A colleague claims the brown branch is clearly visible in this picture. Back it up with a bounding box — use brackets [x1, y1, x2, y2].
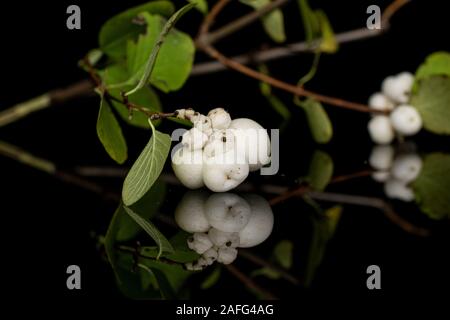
[224, 264, 278, 300]
[198, 0, 290, 46]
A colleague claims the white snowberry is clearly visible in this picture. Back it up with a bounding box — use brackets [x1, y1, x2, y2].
[193, 114, 213, 136]
[171, 147, 204, 189]
[174, 191, 210, 233]
[390, 105, 422, 136]
[372, 171, 390, 182]
[369, 145, 394, 170]
[368, 115, 395, 145]
[217, 246, 238, 265]
[368, 92, 395, 112]
[381, 72, 414, 104]
[238, 195, 274, 248]
[207, 108, 232, 130]
[202, 247, 219, 265]
[187, 232, 213, 254]
[202, 149, 249, 192]
[203, 129, 236, 158]
[181, 127, 209, 151]
[384, 178, 414, 202]
[391, 154, 422, 183]
[208, 228, 240, 247]
[229, 118, 271, 171]
[204, 193, 251, 232]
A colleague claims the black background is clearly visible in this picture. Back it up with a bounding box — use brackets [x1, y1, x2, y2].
[0, 0, 449, 307]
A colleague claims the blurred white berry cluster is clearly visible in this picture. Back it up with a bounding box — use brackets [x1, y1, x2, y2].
[368, 72, 423, 144]
[172, 108, 271, 192]
[369, 144, 422, 202]
[174, 191, 274, 271]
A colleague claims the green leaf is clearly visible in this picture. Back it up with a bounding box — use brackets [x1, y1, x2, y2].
[125, 4, 196, 95]
[273, 240, 294, 269]
[240, 0, 286, 43]
[141, 246, 199, 263]
[188, 0, 208, 14]
[201, 266, 222, 289]
[122, 121, 171, 206]
[116, 180, 166, 242]
[99, 1, 175, 59]
[104, 203, 126, 283]
[415, 51, 450, 83]
[306, 150, 334, 191]
[410, 76, 450, 135]
[124, 206, 174, 258]
[412, 153, 450, 220]
[97, 95, 128, 164]
[316, 10, 338, 53]
[297, 98, 333, 144]
[101, 64, 161, 129]
[298, 0, 317, 43]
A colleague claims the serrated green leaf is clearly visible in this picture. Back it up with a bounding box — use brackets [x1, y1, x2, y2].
[415, 51, 450, 83]
[125, 4, 196, 95]
[122, 121, 171, 206]
[410, 76, 450, 135]
[99, 1, 175, 59]
[307, 150, 333, 191]
[297, 98, 333, 144]
[124, 207, 174, 258]
[188, 0, 208, 14]
[97, 95, 128, 164]
[412, 153, 450, 220]
[240, 0, 286, 43]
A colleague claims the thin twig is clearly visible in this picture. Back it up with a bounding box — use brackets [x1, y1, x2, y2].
[306, 191, 430, 237]
[224, 264, 278, 300]
[0, 80, 93, 127]
[198, 0, 290, 46]
[239, 249, 300, 285]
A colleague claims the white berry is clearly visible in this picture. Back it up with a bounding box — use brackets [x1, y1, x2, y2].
[204, 193, 251, 232]
[207, 108, 232, 130]
[369, 145, 394, 170]
[202, 149, 249, 192]
[202, 247, 219, 265]
[368, 115, 395, 144]
[208, 228, 240, 247]
[229, 118, 271, 171]
[391, 154, 422, 183]
[187, 232, 213, 254]
[181, 127, 209, 151]
[217, 246, 238, 265]
[384, 178, 414, 202]
[390, 105, 422, 136]
[171, 147, 204, 189]
[368, 92, 395, 112]
[174, 191, 210, 233]
[203, 129, 236, 158]
[238, 195, 274, 248]
[372, 171, 390, 182]
[382, 72, 414, 104]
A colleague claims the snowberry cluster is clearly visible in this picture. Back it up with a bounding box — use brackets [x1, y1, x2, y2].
[174, 191, 274, 271]
[367, 72, 423, 144]
[172, 108, 271, 192]
[369, 145, 422, 202]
